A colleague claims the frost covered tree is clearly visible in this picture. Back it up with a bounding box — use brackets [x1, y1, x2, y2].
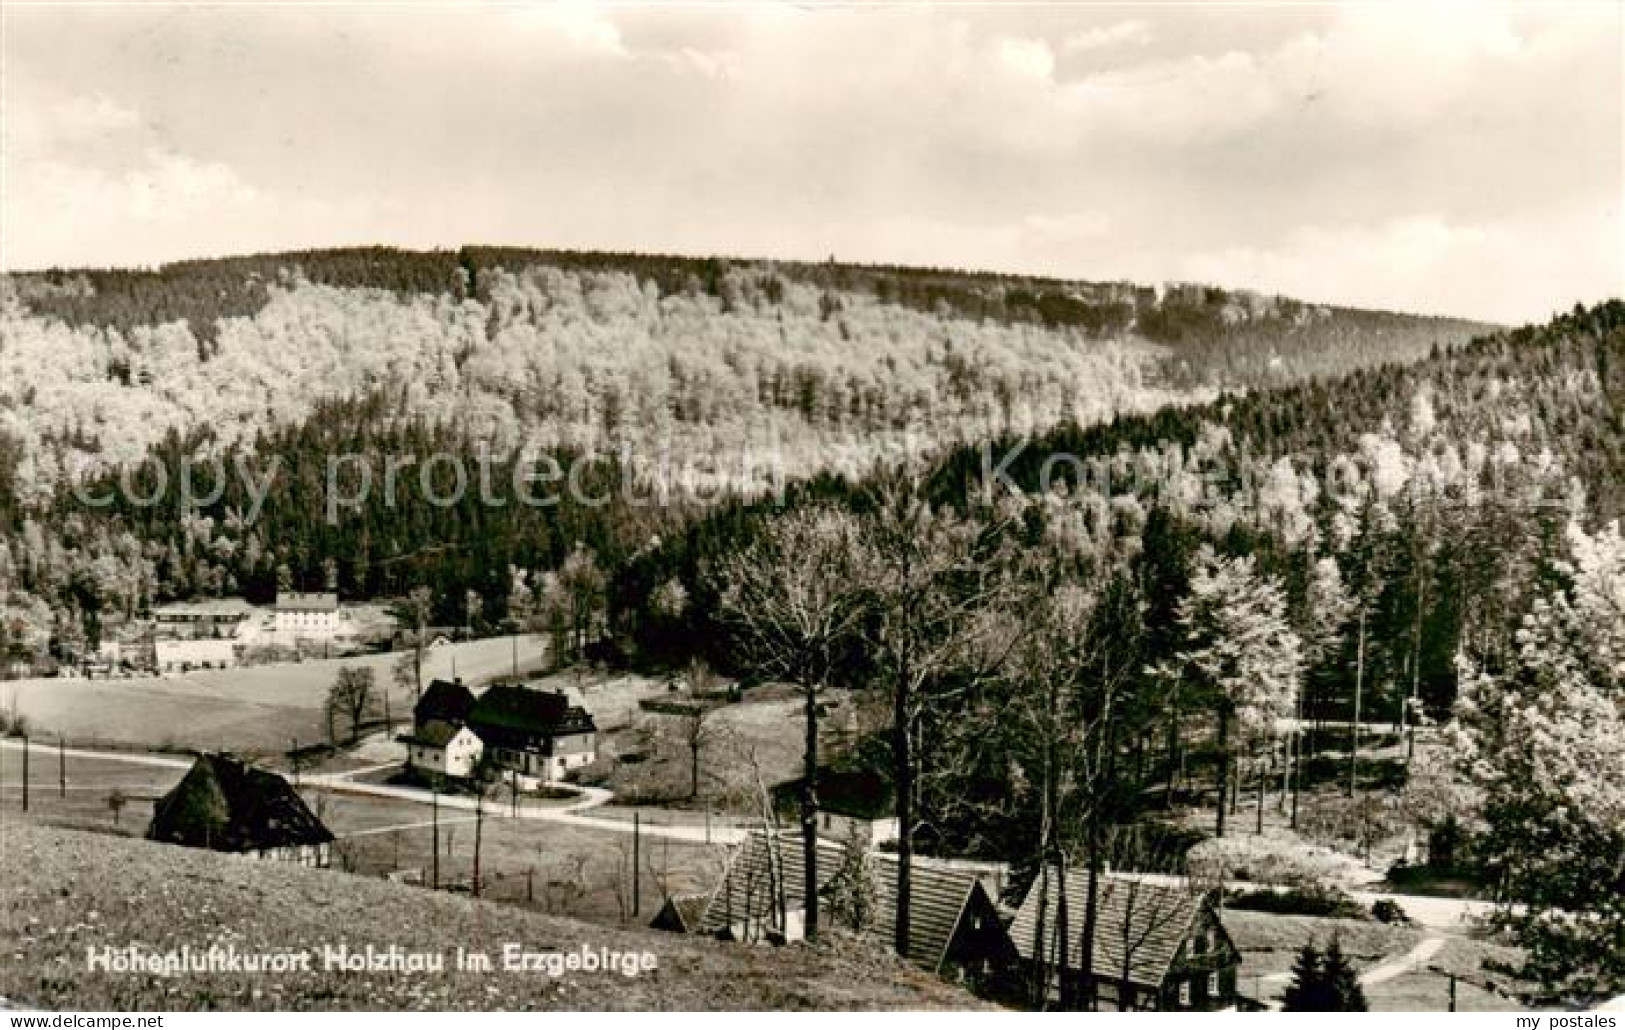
[1175, 546, 1303, 837]
[1451, 520, 1625, 1003]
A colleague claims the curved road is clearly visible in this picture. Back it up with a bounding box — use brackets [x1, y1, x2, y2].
[0, 738, 745, 845]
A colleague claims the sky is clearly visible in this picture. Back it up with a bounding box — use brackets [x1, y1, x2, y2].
[1, 2, 1620, 324]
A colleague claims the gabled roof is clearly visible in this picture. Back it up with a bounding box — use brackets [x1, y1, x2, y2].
[400, 719, 469, 748]
[275, 592, 338, 612]
[469, 685, 596, 743]
[147, 753, 334, 854]
[650, 892, 710, 934]
[414, 679, 476, 726]
[1009, 870, 1211, 988]
[698, 830, 1000, 972]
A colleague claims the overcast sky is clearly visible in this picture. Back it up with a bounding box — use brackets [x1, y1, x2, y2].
[2, 2, 1620, 323]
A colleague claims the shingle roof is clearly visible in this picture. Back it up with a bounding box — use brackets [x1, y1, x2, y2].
[147, 753, 334, 854]
[1009, 870, 1208, 988]
[275, 592, 338, 612]
[414, 679, 476, 727]
[469, 685, 596, 747]
[650, 892, 710, 933]
[776, 767, 896, 820]
[698, 830, 997, 972]
[400, 720, 464, 748]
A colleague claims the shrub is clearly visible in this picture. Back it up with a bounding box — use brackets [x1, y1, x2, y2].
[1227, 885, 1367, 920]
[1370, 899, 1413, 925]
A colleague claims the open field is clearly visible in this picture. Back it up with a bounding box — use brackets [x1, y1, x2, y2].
[0, 744, 729, 932]
[0, 635, 549, 754]
[1220, 909, 1528, 1012]
[0, 822, 990, 1011]
[600, 685, 842, 811]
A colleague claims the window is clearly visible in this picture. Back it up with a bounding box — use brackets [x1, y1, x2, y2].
[1207, 972, 1220, 998]
[1178, 982, 1191, 1007]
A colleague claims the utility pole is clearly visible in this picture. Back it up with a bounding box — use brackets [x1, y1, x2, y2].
[58, 737, 65, 799]
[431, 779, 440, 889]
[632, 811, 641, 917]
[473, 789, 483, 899]
[21, 734, 29, 812]
[1349, 608, 1367, 798]
[1448, 974, 1457, 1012]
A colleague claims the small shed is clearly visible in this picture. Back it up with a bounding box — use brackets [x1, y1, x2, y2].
[649, 892, 711, 934]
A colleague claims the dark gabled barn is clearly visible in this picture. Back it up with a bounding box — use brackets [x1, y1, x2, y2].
[1009, 870, 1241, 1011]
[147, 753, 334, 867]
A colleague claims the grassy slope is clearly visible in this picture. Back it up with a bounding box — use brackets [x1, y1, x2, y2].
[0, 822, 991, 1011]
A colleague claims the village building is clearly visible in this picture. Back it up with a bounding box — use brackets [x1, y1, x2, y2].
[153, 636, 241, 672]
[698, 830, 1016, 987]
[466, 684, 597, 786]
[273, 592, 340, 638]
[400, 720, 484, 779]
[147, 753, 334, 867]
[1008, 871, 1241, 1011]
[815, 768, 899, 846]
[147, 599, 254, 671]
[150, 599, 254, 640]
[772, 766, 901, 847]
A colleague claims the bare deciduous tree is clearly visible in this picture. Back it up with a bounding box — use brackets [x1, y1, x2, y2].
[328, 665, 376, 744]
[716, 505, 869, 941]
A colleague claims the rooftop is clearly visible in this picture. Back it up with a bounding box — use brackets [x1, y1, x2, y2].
[275, 592, 339, 612]
[1009, 869, 1213, 988]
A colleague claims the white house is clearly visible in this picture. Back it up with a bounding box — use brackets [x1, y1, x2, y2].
[154, 636, 240, 672]
[401, 721, 485, 779]
[274, 592, 340, 638]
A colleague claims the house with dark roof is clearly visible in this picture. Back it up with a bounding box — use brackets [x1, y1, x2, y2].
[773, 766, 900, 847]
[1009, 871, 1240, 1011]
[467, 684, 597, 786]
[699, 830, 1015, 987]
[147, 753, 334, 867]
[400, 678, 483, 779]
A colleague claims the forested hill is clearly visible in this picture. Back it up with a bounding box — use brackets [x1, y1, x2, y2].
[0, 245, 1490, 664]
[626, 301, 1625, 723]
[0, 247, 1487, 501]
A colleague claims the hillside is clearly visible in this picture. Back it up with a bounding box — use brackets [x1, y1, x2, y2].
[0, 247, 1489, 660]
[0, 247, 1489, 503]
[0, 821, 992, 1011]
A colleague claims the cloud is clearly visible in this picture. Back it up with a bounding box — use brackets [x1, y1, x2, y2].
[0, 4, 1618, 322]
[1176, 209, 1623, 324]
[1063, 20, 1152, 53]
[996, 36, 1056, 80]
